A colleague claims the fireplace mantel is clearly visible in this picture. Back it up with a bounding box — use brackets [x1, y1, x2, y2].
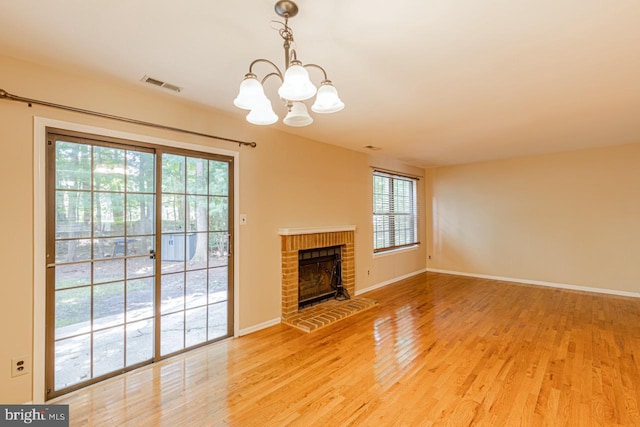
[279, 225, 356, 236]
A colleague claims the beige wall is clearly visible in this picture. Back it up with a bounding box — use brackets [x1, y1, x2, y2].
[426, 143, 640, 293]
[0, 54, 426, 403]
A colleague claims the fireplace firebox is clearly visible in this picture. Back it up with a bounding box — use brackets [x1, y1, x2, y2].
[298, 245, 350, 308]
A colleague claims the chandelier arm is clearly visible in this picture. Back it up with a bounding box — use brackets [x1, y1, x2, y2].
[248, 59, 284, 80]
[261, 72, 284, 85]
[303, 63, 329, 81]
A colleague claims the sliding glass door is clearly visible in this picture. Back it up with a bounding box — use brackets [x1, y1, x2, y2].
[158, 153, 231, 356]
[45, 130, 233, 399]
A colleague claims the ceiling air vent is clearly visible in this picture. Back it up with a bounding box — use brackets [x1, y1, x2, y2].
[140, 75, 183, 93]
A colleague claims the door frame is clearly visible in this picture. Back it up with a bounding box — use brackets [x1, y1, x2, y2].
[33, 116, 240, 403]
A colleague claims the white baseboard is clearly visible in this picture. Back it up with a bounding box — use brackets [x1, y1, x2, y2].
[237, 317, 281, 336]
[355, 268, 428, 296]
[426, 268, 640, 299]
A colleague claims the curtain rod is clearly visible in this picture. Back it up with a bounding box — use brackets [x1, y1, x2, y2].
[0, 88, 257, 148]
[371, 166, 422, 180]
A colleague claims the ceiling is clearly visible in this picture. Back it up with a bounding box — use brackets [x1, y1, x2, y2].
[1, 0, 639, 167]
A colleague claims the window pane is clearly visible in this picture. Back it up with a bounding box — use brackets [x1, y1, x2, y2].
[93, 237, 121, 260]
[161, 312, 184, 355]
[161, 233, 196, 265]
[55, 263, 91, 290]
[186, 307, 207, 347]
[55, 239, 91, 264]
[94, 192, 125, 237]
[160, 259, 183, 275]
[161, 272, 184, 315]
[126, 151, 154, 193]
[208, 302, 227, 341]
[126, 251, 155, 280]
[127, 194, 155, 236]
[394, 215, 412, 246]
[93, 282, 125, 330]
[127, 278, 155, 321]
[188, 233, 208, 271]
[94, 259, 125, 284]
[187, 157, 208, 195]
[55, 335, 91, 390]
[56, 141, 91, 190]
[93, 326, 125, 377]
[93, 146, 125, 192]
[208, 267, 228, 304]
[209, 161, 228, 195]
[186, 270, 208, 309]
[187, 196, 208, 232]
[394, 179, 412, 214]
[161, 194, 185, 233]
[162, 154, 185, 193]
[127, 235, 154, 257]
[209, 196, 228, 231]
[55, 287, 91, 339]
[126, 319, 154, 366]
[209, 232, 228, 267]
[55, 190, 92, 239]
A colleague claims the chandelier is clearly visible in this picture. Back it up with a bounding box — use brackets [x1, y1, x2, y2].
[233, 0, 344, 127]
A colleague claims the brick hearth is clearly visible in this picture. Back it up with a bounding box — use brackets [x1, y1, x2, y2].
[282, 297, 378, 333]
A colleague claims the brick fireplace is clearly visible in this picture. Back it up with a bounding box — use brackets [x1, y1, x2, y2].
[280, 226, 356, 319]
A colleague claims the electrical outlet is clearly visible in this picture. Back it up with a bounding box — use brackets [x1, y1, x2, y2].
[11, 356, 30, 377]
[239, 214, 247, 225]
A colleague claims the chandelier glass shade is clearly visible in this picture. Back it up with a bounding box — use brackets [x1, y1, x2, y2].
[246, 99, 278, 125]
[283, 101, 313, 127]
[233, 74, 268, 110]
[234, 1, 344, 127]
[277, 61, 317, 101]
[312, 81, 345, 114]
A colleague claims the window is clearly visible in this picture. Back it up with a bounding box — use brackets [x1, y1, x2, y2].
[373, 170, 418, 252]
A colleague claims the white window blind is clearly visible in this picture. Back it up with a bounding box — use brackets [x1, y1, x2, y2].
[373, 170, 418, 252]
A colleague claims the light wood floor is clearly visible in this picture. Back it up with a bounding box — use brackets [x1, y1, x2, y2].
[54, 272, 640, 426]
